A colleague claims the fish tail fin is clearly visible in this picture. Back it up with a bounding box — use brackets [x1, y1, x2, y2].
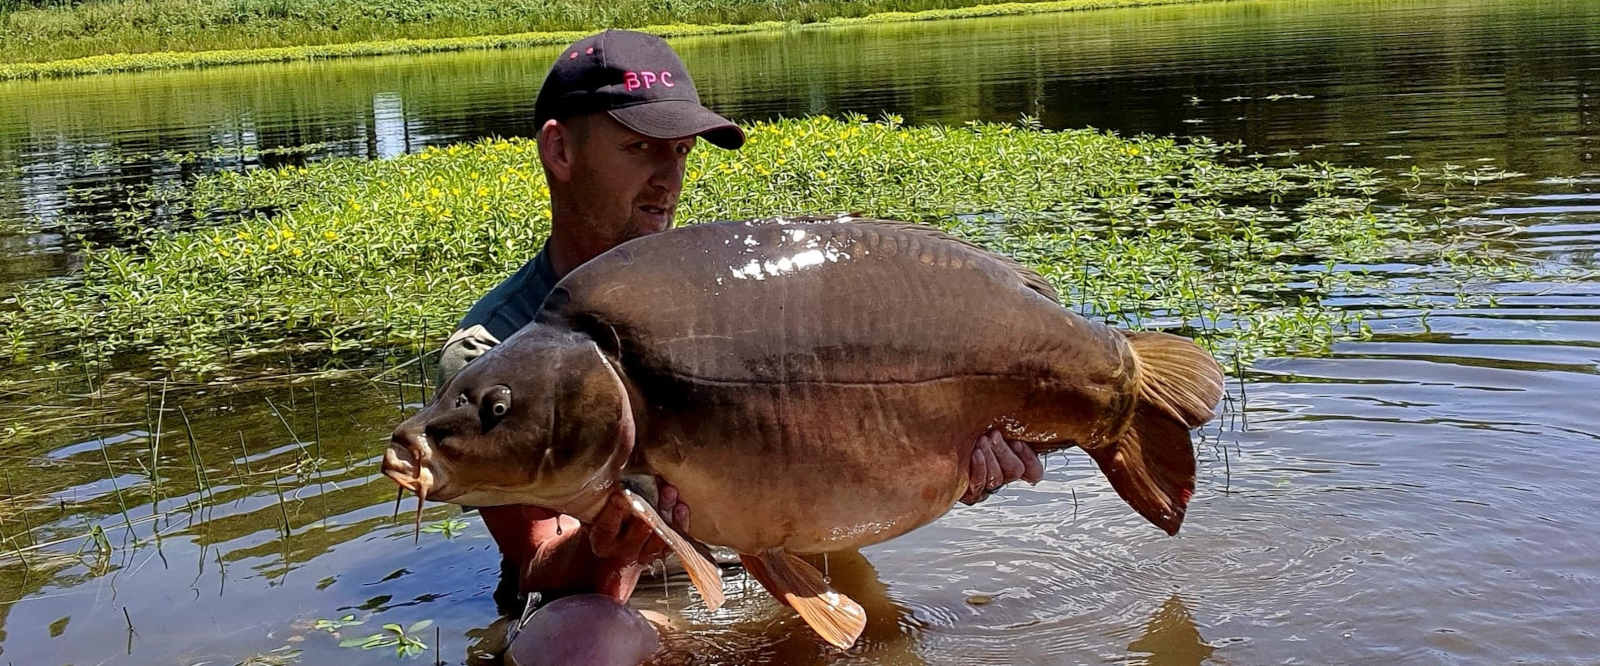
[740, 551, 866, 650]
[1087, 331, 1225, 536]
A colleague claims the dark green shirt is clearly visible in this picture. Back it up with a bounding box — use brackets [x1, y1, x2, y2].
[460, 245, 559, 342]
[438, 244, 559, 383]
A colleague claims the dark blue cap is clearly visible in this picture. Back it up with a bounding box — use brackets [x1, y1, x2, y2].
[532, 30, 745, 149]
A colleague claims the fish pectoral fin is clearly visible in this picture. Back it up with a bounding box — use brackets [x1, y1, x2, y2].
[740, 551, 866, 650]
[619, 489, 725, 611]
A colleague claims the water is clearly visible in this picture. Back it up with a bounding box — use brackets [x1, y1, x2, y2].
[2, 0, 1598, 663]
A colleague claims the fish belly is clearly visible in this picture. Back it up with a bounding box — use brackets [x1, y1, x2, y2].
[640, 378, 1016, 553]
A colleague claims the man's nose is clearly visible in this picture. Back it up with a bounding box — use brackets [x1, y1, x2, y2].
[649, 149, 686, 187]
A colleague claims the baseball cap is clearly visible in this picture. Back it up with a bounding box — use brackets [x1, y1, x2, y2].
[532, 30, 745, 150]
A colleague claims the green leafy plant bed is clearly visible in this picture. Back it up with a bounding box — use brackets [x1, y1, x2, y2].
[0, 115, 1539, 380]
[0, 0, 1228, 79]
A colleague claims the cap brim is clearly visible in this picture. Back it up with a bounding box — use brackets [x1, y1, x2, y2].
[608, 101, 745, 150]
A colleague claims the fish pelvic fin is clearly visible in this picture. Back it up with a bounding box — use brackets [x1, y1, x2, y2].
[1089, 331, 1225, 536]
[740, 551, 866, 650]
[619, 489, 725, 611]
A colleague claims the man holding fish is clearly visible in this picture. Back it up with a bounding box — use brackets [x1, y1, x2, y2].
[434, 30, 1044, 659]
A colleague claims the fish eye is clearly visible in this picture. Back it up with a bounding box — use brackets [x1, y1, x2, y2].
[481, 385, 512, 429]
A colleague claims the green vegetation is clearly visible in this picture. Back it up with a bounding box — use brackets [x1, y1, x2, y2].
[0, 115, 1536, 380]
[0, 0, 1223, 78]
[337, 619, 432, 657]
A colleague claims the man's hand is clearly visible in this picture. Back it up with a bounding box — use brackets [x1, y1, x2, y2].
[491, 479, 690, 605]
[960, 429, 1045, 505]
[587, 482, 688, 565]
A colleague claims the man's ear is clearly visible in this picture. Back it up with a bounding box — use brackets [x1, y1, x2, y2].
[538, 119, 575, 184]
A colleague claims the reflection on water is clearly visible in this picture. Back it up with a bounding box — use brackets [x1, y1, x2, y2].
[645, 550, 925, 665]
[1127, 595, 1213, 666]
[1, 0, 1599, 664]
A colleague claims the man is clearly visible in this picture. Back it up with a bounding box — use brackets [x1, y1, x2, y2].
[438, 29, 1045, 643]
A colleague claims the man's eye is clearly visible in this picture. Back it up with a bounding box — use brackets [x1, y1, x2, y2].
[633, 141, 650, 151]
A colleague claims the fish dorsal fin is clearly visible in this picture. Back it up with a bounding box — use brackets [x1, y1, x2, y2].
[619, 489, 725, 611]
[739, 551, 866, 649]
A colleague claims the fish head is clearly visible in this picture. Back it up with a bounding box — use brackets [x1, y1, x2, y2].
[382, 325, 634, 521]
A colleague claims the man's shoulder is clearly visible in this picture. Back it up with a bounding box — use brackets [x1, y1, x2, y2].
[457, 246, 558, 341]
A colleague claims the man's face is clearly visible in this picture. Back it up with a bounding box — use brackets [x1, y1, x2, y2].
[564, 114, 697, 244]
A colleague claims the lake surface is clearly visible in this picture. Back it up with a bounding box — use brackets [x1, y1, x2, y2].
[2, 0, 1598, 663]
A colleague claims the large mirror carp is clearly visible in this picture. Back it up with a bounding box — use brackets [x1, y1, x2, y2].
[382, 216, 1225, 648]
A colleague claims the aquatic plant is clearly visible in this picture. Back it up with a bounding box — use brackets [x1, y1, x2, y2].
[0, 0, 1224, 79]
[0, 115, 1539, 380]
[337, 619, 431, 658]
[237, 646, 304, 665]
[421, 516, 469, 539]
[313, 613, 365, 633]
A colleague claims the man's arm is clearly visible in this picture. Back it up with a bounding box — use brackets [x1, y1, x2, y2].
[483, 485, 689, 605]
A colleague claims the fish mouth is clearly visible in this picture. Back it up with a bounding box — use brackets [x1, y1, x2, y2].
[382, 435, 448, 541]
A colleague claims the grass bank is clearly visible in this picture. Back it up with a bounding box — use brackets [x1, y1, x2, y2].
[0, 0, 1225, 79]
[0, 114, 1533, 379]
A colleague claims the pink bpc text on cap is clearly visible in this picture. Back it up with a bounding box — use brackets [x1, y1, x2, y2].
[624, 71, 676, 90]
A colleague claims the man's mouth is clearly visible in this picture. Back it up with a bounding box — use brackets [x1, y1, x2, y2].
[639, 204, 671, 216]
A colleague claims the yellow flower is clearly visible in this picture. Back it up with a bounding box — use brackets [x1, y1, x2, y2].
[281, 229, 295, 240]
[267, 243, 279, 251]
[323, 231, 337, 241]
[291, 248, 303, 257]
